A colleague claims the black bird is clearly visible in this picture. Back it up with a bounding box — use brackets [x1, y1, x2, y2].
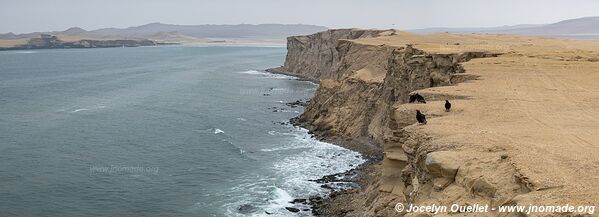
[409, 93, 426, 104]
[416, 110, 427, 124]
[409, 94, 417, 103]
[445, 100, 451, 112]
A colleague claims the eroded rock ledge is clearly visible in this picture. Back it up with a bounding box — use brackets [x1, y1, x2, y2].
[267, 29, 394, 82]
[271, 29, 599, 216]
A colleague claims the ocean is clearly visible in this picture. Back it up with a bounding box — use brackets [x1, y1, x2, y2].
[0, 46, 364, 217]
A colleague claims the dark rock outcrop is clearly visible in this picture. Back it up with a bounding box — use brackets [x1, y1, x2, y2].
[285, 207, 300, 212]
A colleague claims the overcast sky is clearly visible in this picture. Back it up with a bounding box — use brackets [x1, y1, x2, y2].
[1, 0, 598, 33]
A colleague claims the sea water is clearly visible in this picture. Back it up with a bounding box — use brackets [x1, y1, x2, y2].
[0, 46, 364, 216]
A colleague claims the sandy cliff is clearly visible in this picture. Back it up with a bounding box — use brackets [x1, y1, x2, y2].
[274, 29, 599, 216]
[268, 29, 394, 82]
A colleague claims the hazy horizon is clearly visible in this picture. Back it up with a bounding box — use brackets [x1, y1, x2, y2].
[2, 0, 599, 34]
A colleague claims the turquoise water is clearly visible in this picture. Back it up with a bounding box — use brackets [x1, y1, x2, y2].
[0, 46, 363, 216]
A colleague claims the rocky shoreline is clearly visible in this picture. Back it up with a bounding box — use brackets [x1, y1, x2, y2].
[267, 78, 384, 216]
[264, 29, 397, 216]
[265, 74, 382, 216]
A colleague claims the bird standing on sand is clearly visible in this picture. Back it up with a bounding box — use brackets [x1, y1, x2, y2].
[416, 110, 427, 124]
[445, 100, 451, 112]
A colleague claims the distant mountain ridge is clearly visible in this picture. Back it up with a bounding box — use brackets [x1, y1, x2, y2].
[409, 17, 599, 40]
[0, 23, 329, 40]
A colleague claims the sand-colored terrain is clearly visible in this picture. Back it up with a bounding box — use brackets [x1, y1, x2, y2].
[277, 29, 599, 216]
[361, 32, 599, 207]
[411, 53, 599, 204]
[0, 38, 29, 48]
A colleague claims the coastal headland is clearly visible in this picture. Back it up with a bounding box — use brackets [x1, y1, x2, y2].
[0, 34, 160, 50]
[270, 29, 599, 216]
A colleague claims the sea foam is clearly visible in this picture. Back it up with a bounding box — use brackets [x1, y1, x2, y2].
[237, 70, 296, 79]
[226, 126, 365, 216]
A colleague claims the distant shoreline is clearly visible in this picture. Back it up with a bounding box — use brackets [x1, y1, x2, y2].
[0, 37, 289, 51]
[0, 41, 292, 52]
[0, 22, 322, 51]
[0, 43, 175, 51]
[0, 34, 170, 51]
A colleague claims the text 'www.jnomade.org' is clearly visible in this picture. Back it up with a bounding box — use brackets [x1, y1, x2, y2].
[89, 165, 159, 175]
[394, 203, 595, 215]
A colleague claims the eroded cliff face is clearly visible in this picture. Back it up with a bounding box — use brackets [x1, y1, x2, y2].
[273, 29, 533, 216]
[285, 30, 496, 158]
[269, 29, 394, 81]
[275, 30, 599, 216]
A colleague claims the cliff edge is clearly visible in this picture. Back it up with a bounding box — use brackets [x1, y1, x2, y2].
[273, 29, 599, 216]
[268, 29, 395, 82]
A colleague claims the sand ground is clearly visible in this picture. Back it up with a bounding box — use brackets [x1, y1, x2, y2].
[358, 32, 599, 207]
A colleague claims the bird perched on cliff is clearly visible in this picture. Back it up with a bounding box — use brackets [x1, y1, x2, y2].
[445, 100, 451, 112]
[409, 93, 426, 104]
[416, 110, 427, 124]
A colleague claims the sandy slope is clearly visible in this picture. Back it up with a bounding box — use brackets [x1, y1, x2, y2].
[357, 32, 599, 209]
[0, 38, 29, 47]
[413, 56, 599, 205]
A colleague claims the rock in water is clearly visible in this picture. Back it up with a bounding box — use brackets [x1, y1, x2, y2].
[290, 198, 307, 204]
[285, 207, 300, 212]
[238, 204, 257, 214]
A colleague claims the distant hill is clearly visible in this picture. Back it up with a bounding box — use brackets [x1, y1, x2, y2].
[87, 23, 329, 39]
[409, 17, 599, 40]
[0, 23, 329, 40]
